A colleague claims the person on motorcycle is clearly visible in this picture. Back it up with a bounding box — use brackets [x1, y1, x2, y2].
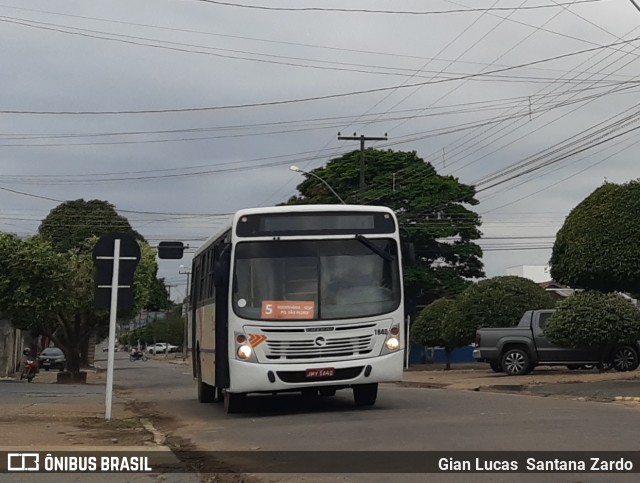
[20, 348, 38, 382]
[129, 347, 145, 361]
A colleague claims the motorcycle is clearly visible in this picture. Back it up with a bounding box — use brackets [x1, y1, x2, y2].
[129, 349, 148, 362]
[20, 350, 39, 383]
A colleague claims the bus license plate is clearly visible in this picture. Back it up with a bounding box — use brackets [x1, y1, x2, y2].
[305, 368, 335, 378]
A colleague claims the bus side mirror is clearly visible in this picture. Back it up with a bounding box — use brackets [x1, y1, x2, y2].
[158, 241, 186, 259]
[402, 242, 416, 266]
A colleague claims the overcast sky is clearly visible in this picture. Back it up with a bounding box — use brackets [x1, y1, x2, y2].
[2, 0, 640, 301]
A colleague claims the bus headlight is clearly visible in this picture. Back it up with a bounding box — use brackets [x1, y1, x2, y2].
[381, 323, 402, 355]
[234, 331, 257, 362]
[386, 337, 400, 351]
[237, 345, 253, 359]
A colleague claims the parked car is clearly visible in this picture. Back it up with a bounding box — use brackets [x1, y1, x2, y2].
[146, 342, 179, 354]
[473, 309, 640, 375]
[37, 347, 66, 371]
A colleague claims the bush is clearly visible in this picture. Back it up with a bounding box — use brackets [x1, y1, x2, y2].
[411, 299, 455, 348]
[411, 298, 465, 369]
[545, 291, 640, 349]
[446, 276, 555, 345]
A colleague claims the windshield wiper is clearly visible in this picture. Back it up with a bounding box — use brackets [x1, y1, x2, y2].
[355, 234, 394, 262]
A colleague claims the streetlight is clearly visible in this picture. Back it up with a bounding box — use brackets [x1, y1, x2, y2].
[290, 166, 346, 204]
[179, 264, 191, 360]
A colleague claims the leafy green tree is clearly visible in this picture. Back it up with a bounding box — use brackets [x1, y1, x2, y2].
[146, 277, 173, 311]
[153, 308, 184, 347]
[0, 234, 92, 372]
[411, 298, 468, 369]
[447, 276, 555, 345]
[285, 149, 484, 307]
[551, 181, 640, 293]
[38, 199, 143, 253]
[545, 292, 640, 361]
[0, 232, 157, 374]
[34, 199, 162, 368]
[124, 324, 154, 347]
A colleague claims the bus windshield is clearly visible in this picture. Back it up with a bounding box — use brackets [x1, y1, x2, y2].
[232, 239, 401, 321]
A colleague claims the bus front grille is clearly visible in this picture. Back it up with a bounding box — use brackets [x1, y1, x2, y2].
[264, 335, 374, 360]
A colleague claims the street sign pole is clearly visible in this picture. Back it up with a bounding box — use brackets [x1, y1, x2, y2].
[95, 237, 139, 421]
[104, 239, 120, 421]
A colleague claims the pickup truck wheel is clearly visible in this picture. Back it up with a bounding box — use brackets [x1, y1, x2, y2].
[489, 362, 502, 373]
[611, 346, 639, 372]
[501, 349, 532, 376]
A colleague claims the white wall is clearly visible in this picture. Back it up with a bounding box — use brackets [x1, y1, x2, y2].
[505, 265, 551, 283]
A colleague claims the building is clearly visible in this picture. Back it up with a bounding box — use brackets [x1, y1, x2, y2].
[505, 265, 552, 284]
[506, 265, 638, 306]
[0, 320, 24, 378]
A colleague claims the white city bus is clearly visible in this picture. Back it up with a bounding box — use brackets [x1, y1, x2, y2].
[188, 204, 405, 413]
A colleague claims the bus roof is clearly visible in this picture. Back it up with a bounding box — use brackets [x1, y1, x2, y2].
[193, 204, 394, 258]
[234, 204, 394, 219]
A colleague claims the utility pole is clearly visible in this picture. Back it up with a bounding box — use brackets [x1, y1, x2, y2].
[165, 283, 177, 304]
[337, 132, 388, 189]
[179, 266, 191, 361]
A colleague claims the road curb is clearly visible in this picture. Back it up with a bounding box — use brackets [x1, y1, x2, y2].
[614, 396, 640, 402]
[398, 381, 451, 389]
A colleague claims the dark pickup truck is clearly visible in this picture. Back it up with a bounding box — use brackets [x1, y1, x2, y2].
[472, 309, 640, 375]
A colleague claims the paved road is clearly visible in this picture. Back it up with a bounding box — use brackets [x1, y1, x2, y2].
[96, 352, 640, 483]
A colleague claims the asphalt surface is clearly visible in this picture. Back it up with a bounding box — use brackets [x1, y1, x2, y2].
[3, 353, 640, 483]
[99, 353, 640, 483]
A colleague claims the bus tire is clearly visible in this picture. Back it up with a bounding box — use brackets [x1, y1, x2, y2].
[353, 383, 378, 407]
[197, 358, 215, 403]
[224, 391, 246, 414]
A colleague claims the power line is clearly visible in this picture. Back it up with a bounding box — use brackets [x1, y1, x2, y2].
[2, 35, 639, 115]
[0, 3, 623, 78]
[417, 1, 640, 175]
[195, 0, 604, 15]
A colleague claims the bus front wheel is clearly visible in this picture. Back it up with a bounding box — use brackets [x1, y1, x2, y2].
[353, 383, 378, 407]
[197, 358, 215, 403]
[224, 391, 246, 414]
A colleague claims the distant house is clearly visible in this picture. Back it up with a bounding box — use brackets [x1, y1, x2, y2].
[506, 266, 638, 306]
[539, 281, 576, 301]
[128, 310, 168, 330]
[0, 320, 24, 377]
[505, 264, 552, 283]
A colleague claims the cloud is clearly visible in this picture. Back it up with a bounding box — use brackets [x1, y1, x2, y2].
[2, 0, 640, 296]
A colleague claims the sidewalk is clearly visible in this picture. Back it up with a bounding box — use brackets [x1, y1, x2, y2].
[0, 369, 152, 446]
[0, 370, 201, 482]
[401, 362, 640, 401]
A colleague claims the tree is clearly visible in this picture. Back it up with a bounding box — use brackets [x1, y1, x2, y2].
[32, 199, 161, 369]
[447, 276, 555, 345]
[0, 234, 91, 373]
[545, 291, 640, 364]
[285, 149, 484, 307]
[124, 324, 154, 347]
[411, 298, 468, 370]
[551, 181, 640, 293]
[146, 277, 173, 311]
[38, 199, 143, 253]
[153, 307, 184, 346]
[0, 232, 157, 374]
